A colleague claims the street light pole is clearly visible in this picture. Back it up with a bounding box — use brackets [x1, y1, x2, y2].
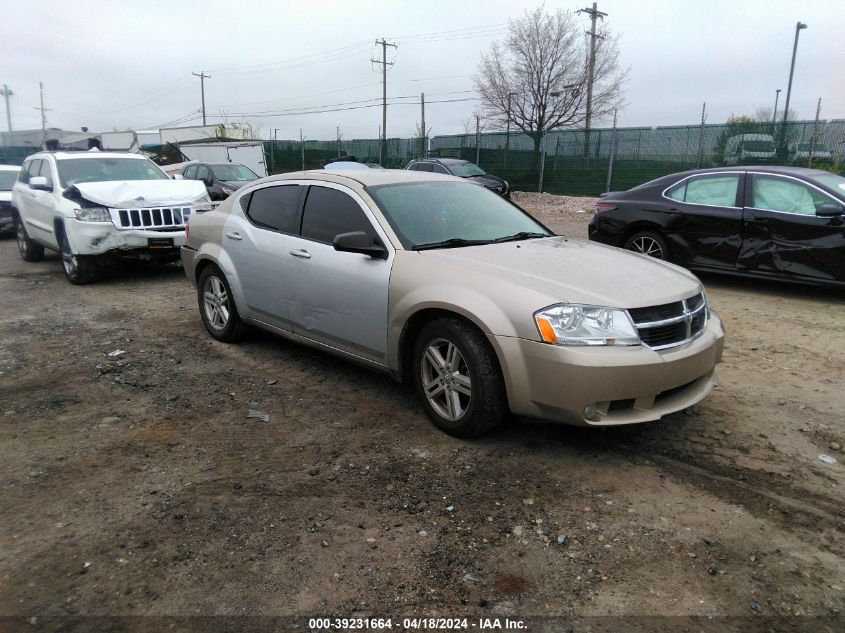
[772, 88, 781, 126]
[782, 21, 807, 124]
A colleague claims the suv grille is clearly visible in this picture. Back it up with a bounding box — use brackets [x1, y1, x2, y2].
[627, 293, 707, 350]
[109, 207, 191, 230]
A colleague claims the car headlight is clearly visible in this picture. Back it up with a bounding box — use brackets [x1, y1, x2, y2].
[74, 206, 111, 222]
[534, 304, 640, 346]
[220, 186, 233, 196]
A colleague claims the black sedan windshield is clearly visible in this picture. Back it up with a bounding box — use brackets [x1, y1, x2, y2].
[447, 162, 486, 178]
[212, 164, 258, 181]
[368, 181, 551, 249]
[58, 158, 169, 187]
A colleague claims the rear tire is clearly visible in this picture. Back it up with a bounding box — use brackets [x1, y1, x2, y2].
[15, 214, 44, 262]
[197, 264, 247, 342]
[60, 229, 98, 284]
[623, 230, 669, 261]
[412, 318, 508, 438]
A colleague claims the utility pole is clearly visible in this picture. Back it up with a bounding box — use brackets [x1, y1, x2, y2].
[782, 21, 807, 124]
[192, 71, 211, 126]
[420, 92, 426, 158]
[34, 82, 52, 149]
[772, 89, 781, 126]
[1, 84, 12, 146]
[578, 2, 607, 156]
[371, 38, 397, 166]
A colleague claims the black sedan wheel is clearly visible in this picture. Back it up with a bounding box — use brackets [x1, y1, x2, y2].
[624, 231, 669, 261]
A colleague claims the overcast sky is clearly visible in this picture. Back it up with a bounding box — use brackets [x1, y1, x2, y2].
[2, 0, 844, 141]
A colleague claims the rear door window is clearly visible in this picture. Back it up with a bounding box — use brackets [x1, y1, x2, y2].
[300, 186, 376, 243]
[246, 185, 302, 233]
[666, 174, 740, 207]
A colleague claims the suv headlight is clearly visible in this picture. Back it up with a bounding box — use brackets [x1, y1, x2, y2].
[74, 206, 111, 222]
[534, 304, 640, 346]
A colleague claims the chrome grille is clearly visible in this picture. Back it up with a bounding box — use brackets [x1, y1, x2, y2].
[109, 207, 191, 230]
[627, 293, 708, 350]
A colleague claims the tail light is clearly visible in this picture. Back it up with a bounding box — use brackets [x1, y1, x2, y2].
[595, 202, 617, 214]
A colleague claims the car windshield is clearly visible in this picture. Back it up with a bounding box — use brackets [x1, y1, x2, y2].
[742, 141, 775, 152]
[212, 164, 258, 181]
[811, 173, 845, 195]
[0, 171, 18, 190]
[446, 162, 486, 177]
[57, 158, 169, 187]
[368, 181, 551, 249]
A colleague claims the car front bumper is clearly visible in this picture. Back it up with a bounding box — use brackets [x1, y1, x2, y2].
[66, 219, 186, 257]
[490, 312, 725, 426]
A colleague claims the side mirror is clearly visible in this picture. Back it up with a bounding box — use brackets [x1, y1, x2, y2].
[333, 231, 387, 259]
[29, 176, 51, 191]
[171, 174, 184, 180]
[816, 203, 843, 218]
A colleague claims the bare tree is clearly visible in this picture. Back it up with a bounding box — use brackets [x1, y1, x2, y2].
[474, 6, 626, 152]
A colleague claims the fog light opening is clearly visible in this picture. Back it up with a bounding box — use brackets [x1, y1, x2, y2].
[583, 403, 599, 420]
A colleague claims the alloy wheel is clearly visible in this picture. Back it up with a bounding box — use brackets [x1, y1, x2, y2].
[203, 275, 230, 331]
[420, 338, 472, 422]
[630, 236, 664, 259]
[15, 220, 27, 257]
[61, 237, 78, 277]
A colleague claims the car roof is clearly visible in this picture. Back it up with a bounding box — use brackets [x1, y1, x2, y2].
[28, 151, 149, 161]
[262, 168, 462, 188]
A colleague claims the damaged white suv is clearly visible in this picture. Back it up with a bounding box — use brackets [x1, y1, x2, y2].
[12, 151, 210, 284]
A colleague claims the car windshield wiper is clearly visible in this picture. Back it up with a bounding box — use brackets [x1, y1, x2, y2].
[493, 231, 550, 243]
[412, 237, 494, 251]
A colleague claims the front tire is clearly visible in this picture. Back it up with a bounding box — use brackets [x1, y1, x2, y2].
[412, 318, 508, 438]
[15, 214, 44, 262]
[623, 230, 669, 261]
[197, 264, 247, 342]
[60, 229, 98, 284]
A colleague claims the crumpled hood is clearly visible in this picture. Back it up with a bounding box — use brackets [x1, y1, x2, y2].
[71, 180, 208, 208]
[419, 236, 702, 309]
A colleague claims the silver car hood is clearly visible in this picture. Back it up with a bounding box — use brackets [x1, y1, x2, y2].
[417, 236, 702, 309]
[72, 180, 208, 208]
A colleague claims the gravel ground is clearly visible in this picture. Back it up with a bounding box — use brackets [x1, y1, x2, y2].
[0, 195, 843, 632]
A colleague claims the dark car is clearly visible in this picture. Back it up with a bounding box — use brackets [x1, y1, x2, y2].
[181, 162, 258, 200]
[588, 166, 845, 288]
[406, 158, 509, 197]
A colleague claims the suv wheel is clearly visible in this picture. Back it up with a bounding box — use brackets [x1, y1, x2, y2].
[412, 318, 508, 438]
[60, 229, 97, 284]
[15, 214, 44, 262]
[198, 264, 247, 342]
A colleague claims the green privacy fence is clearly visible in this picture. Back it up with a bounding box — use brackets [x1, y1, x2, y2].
[266, 118, 845, 196]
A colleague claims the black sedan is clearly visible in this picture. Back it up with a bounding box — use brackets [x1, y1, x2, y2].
[181, 162, 259, 200]
[406, 158, 510, 197]
[588, 166, 845, 288]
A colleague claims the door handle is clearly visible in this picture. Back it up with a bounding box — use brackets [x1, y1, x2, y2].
[289, 249, 311, 259]
[224, 231, 242, 241]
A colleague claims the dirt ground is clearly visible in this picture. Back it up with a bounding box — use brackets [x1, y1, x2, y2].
[0, 194, 843, 632]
